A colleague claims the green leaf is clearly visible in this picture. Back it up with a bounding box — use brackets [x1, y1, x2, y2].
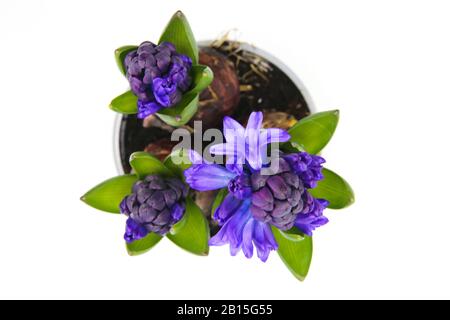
[189, 65, 213, 94]
[310, 168, 355, 209]
[272, 227, 313, 281]
[159, 11, 199, 64]
[278, 227, 305, 242]
[156, 92, 199, 126]
[167, 198, 209, 256]
[211, 188, 228, 217]
[163, 148, 192, 180]
[126, 233, 163, 256]
[288, 110, 339, 154]
[109, 91, 138, 115]
[129, 152, 173, 179]
[115, 45, 138, 76]
[81, 175, 138, 214]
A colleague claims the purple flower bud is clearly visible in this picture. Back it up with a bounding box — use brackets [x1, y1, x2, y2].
[152, 208, 172, 226]
[246, 156, 328, 232]
[147, 175, 166, 189]
[284, 152, 326, 188]
[170, 66, 190, 91]
[166, 178, 188, 198]
[287, 189, 302, 207]
[295, 192, 329, 236]
[277, 158, 292, 173]
[132, 180, 146, 193]
[171, 203, 184, 221]
[124, 41, 193, 118]
[159, 41, 176, 53]
[120, 175, 187, 241]
[137, 100, 161, 119]
[147, 191, 166, 211]
[272, 201, 292, 218]
[250, 205, 270, 222]
[124, 51, 137, 69]
[143, 70, 153, 85]
[127, 61, 142, 77]
[179, 54, 192, 68]
[153, 77, 182, 107]
[300, 192, 329, 217]
[251, 172, 269, 190]
[126, 194, 138, 213]
[163, 189, 178, 207]
[134, 203, 157, 223]
[169, 56, 192, 91]
[281, 172, 300, 189]
[136, 187, 153, 203]
[155, 51, 171, 73]
[137, 42, 156, 54]
[266, 176, 291, 200]
[249, 163, 305, 230]
[251, 187, 274, 209]
[129, 77, 146, 95]
[124, 218, 148, 243]
[120, 197, 131, 216]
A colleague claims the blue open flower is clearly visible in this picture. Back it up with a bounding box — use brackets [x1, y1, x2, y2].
[184, 112, 329, 262]
[208, 112, 290, 173]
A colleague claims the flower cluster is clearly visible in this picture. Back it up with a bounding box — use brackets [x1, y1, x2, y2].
[184, 112, 329, 262]
[249, 158, 309, 231]
[120, 174, 188, 242]
[125, 41, 192, 119]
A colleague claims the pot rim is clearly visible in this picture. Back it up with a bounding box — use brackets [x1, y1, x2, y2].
[113, 41, 316, 175]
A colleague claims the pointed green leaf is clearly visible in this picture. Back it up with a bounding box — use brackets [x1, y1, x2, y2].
[211, 188, 228, 217]
[167, 198, 209, 256]
[189, 65, 213, 95]
[310, 168, 355, 209]
[288, 110, 339, 154]
[109, 91, 138, 114]
[272, 227, 313, 281]
[115, 45, 138, 76]
[163, 148, 192, 180]
[129, 152, 173, 179]
[159, 11, 198, 64]
[126, 233, 163, 256]
[156, 92, 199, 126]
[81, 175, 138, 213]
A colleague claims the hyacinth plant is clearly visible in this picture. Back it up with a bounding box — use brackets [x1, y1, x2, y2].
[110, 11, 213, 126]
[82, 9, 354, 281]
[81, 110, 354, 280]
[183, 110, 354, 280]
[81, 152, 209, 256]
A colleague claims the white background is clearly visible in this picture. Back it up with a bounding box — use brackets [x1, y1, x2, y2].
[0, 0, 449, 300]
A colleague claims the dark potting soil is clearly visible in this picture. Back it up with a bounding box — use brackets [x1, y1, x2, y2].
[118, 41, 311, 173]
[213, 41, 311, 125]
